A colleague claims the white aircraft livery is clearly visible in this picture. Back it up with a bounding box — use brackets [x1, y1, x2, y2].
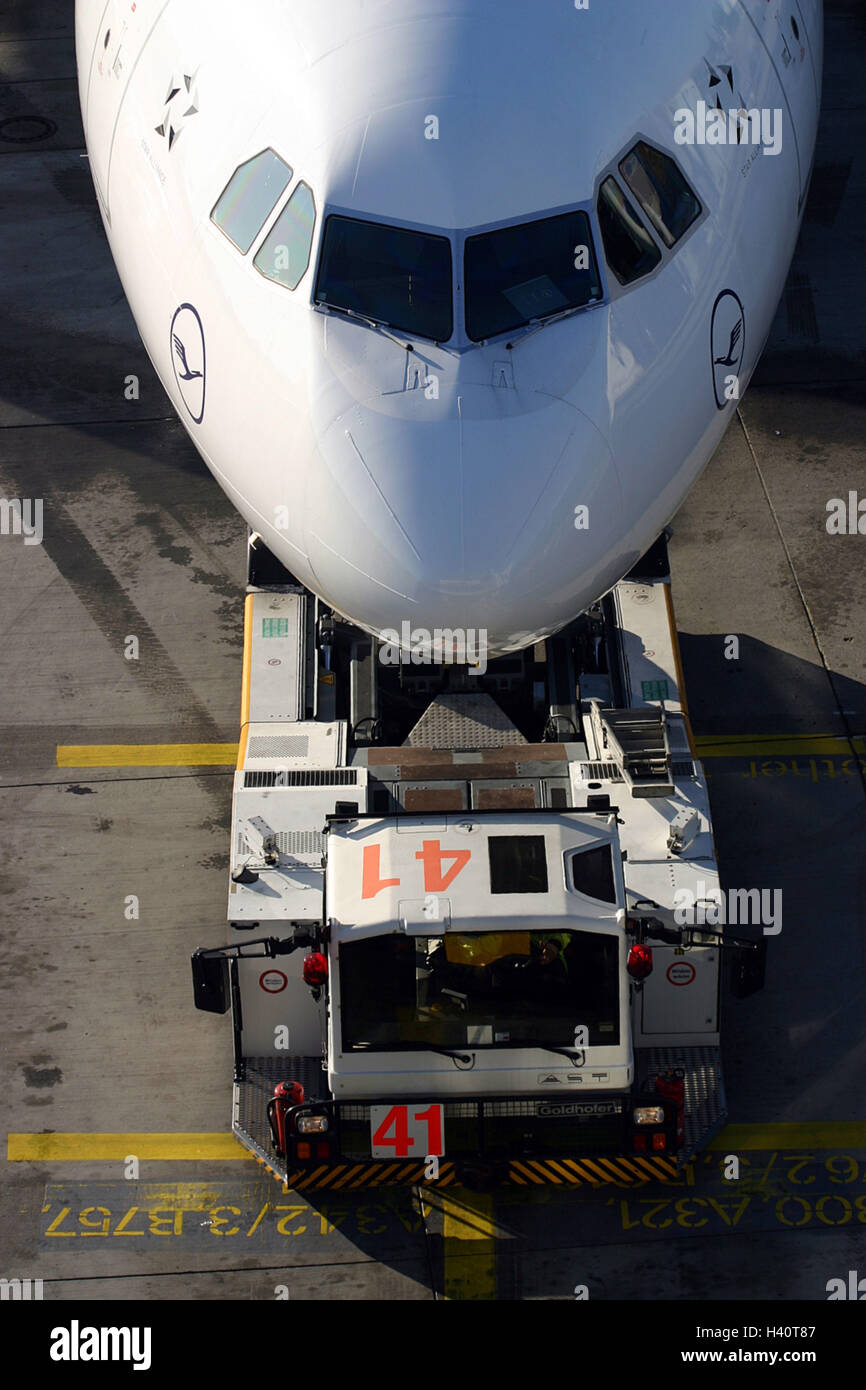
[75, 1, 822, 657]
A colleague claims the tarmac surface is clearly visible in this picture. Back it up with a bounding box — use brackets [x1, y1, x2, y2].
[0, 0, 864, 1301]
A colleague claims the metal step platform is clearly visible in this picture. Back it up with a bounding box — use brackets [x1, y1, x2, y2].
[589, 701, 675, 797]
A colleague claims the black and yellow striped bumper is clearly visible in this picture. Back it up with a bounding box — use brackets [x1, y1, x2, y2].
[252, 1152, 680, 1190]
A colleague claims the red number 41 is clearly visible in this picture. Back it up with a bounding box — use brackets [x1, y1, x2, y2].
[371, 1105, 444, 1158]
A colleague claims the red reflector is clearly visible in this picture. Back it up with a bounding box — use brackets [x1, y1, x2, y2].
[296, 1141, 311, 1160]
[303, 952, 328, 987]
[652, 1132, 667, 1151]
[627, 943, 653, 980]
[632, 1133, 647, 1151]
[316, 1141, 330, 1160]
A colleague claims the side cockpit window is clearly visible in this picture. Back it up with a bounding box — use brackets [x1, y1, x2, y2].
[597, 177, 661, 285]
[618, 140, 701, 248]
[211, 149, 293, 253]
[254, 181, 316, 289]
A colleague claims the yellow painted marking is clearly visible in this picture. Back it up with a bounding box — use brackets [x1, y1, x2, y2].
[441, 1191, 497, 1302]
[664, 581, 697, 759]
[695, 734, 866, 758]
[240, 592, 254, 728]
[332, 1165, 364, 1190]
[56, 731, 866, 771]
[630, 1155, 677, 1182]
[8, 1133, 252, 1161]
[238, 592, 255, 769]
[245, 1203, 270, 1238]
[510, 1160, 545, 1185]
[12, 1124, 866, 1170]
[546, 1158, 579, 1184]
[56, 744, 237, 768]
[529, 1160, 564, 1184]
[709, 1123, 866, 1150]
[579, 1157, 618, 1185]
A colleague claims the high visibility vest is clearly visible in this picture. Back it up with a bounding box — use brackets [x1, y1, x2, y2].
[444, 933, 531, 967]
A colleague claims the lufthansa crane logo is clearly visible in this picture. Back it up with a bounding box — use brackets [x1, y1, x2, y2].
[711, 289, 745, 409]
[170, 304, 205, 423]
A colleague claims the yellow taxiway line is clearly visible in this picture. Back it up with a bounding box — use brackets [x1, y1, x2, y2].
[55, 734, 866, 768]
[56, 744, 238, 767]
[8, 1133, 252, 1161]
[695, 733, 865, 758]
[10, 1122, 866, 1163]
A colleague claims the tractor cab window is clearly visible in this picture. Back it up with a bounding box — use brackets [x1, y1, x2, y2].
[340, 929, 620, 1051]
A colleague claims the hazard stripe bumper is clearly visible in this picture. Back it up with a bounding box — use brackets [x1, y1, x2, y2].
[251, 1152, 680, 1190]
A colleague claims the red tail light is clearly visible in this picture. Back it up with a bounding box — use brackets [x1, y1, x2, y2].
[652, 1132, 667, 1151]
[627, 943, 653, 980]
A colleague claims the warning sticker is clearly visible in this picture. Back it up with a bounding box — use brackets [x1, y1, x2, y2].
[260, 970, 288, 993]
[667, 962, 696, 987]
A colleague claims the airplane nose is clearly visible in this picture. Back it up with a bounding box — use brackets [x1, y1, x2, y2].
[303, 381, 623, 654]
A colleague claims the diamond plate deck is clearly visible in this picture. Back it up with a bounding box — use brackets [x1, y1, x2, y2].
[641, 1045, 727, 1162]
[405, 694, 527, 749]
[234, 1054, 328, 1174]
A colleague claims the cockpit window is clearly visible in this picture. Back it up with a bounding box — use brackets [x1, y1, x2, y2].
[618, 141, 701, 248]
[597, 177, 662, 285]
[315, 215, 453, 342]
[464, 210, 601, 342]
[211, 149, 293, 254]
[254, 181, 316, 289]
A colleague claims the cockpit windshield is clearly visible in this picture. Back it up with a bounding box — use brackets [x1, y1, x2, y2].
[340, 929, 619, 1052]
[315, 214, 453, 342]
[465, 210, 602, 341]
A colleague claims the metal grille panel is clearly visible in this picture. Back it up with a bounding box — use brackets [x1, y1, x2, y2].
[243, 769, 358, 788]
[235, 830, 326, 857]
[671, 760, 696, 778]
[248, 735, 310, 758]
[580, 763, 624, 781]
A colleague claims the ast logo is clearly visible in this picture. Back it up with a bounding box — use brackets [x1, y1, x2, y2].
[710, 289, 745, 409]
[170, 303, 206, 423]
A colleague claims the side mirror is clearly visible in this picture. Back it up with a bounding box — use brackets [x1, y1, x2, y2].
[191, 950, 230, 1014]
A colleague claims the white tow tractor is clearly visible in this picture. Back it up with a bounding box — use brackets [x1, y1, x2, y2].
[192, 537, 763, 1189]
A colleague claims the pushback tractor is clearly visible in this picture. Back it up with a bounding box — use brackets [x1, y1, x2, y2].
[192, 536, 763, 1190]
